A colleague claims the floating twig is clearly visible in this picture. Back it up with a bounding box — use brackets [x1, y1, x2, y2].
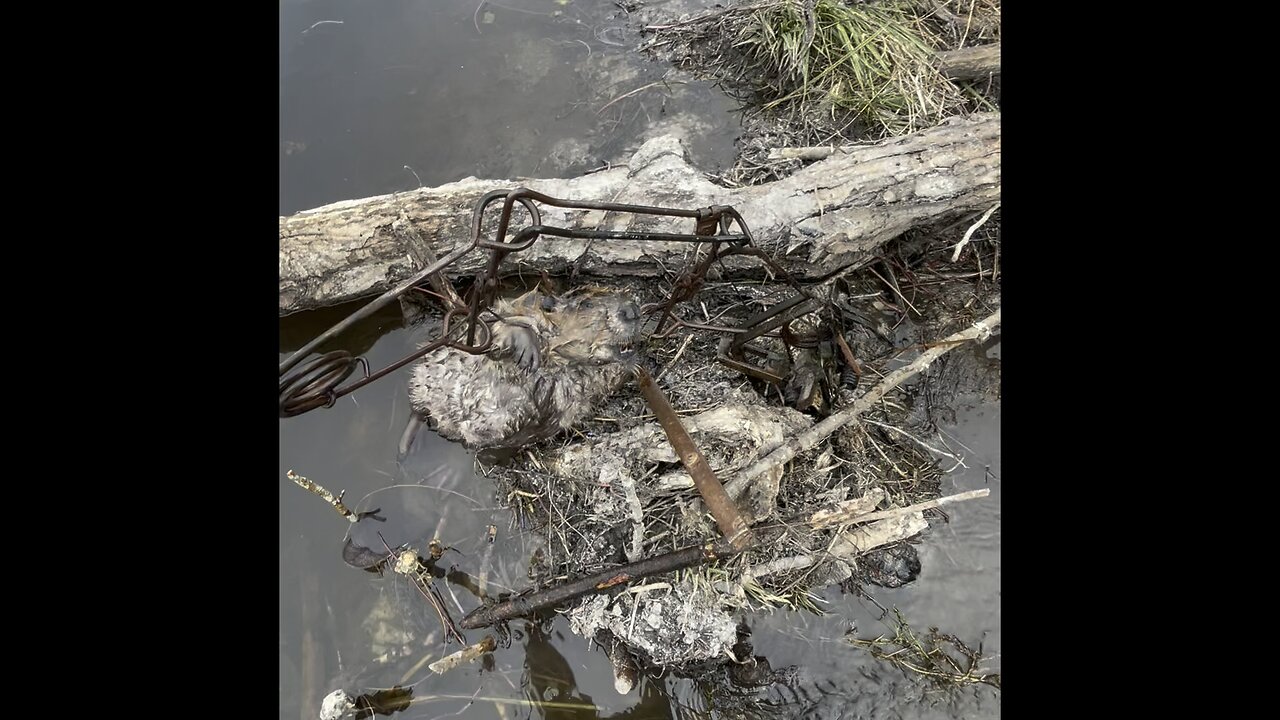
[597, 79, 682, 115]
[288, 470, 358, 522]
[302, 20, 344, 35]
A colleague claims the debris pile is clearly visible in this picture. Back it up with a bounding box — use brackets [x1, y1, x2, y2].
[469, 220, 1000, 669]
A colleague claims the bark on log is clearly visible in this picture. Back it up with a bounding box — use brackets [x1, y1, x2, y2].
[935, 44, 1000, 80]
[280, 113, 1001, 316]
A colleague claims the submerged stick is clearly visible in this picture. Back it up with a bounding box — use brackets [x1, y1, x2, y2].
[635, 366, 755, 550]
[428, 635, 496, 674]
[597, 630, 640, 695]
[723, 309, 1001, 512]
[459, 539, 742, 629]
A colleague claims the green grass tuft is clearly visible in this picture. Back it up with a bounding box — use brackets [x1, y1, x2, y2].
[733, 0, 969, 136]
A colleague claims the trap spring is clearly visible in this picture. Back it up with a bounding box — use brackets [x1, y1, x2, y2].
[279, 188, 813, 418]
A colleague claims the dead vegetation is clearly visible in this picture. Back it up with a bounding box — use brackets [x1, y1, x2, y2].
[461, 219, 1000, 670]
[845, 607, 1001, 690]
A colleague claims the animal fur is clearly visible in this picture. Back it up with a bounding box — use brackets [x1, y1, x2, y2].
[405, 288, 642, 451]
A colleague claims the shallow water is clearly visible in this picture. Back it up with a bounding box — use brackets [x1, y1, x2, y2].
[280, 3, 999, 718]
[279, 0, 741, 216]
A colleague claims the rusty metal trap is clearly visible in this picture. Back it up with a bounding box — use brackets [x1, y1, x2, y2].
[279, 188, 826, 419]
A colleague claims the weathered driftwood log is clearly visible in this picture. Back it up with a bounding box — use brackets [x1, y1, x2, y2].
[280, 113, 1000, 316]
[935, 43, 1001, 80]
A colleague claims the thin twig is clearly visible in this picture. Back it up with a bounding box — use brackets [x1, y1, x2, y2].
[429, 636, 496, 674]
[302, 20, 344, 35]
[867, 265, 920, 317]
[288, 470, 359, 522]
[860, 417, 967, 468]
[392, 548, 468, 646]
[655, 333, 695, 381]
[950, 202, 1000, 262]
[598, 80, 682, 115]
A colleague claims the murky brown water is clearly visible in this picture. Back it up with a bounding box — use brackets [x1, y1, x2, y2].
[280, 2, 999, 719]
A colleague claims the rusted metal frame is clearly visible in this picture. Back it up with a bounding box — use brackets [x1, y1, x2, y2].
[280, 188, 752, 418]
[278, 307, 490, 417]
[713, 293, 823, 384]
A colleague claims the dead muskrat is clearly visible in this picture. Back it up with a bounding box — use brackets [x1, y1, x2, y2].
[399, 287, 642, 456]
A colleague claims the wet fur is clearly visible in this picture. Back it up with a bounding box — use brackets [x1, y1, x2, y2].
[406, 288, 641, 451]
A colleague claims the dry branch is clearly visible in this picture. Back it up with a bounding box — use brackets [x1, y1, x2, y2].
[743, 487, 987, 581]
[812, 488, 989, 530]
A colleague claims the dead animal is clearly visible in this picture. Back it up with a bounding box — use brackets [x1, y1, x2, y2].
[400, 288, 642, 456]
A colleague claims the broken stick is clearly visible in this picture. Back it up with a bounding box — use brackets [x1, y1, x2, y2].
[459, 538, 743, 629]
[810, 488, 989, 530]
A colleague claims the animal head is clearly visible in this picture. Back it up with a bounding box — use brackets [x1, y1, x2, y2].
[490, 288, 642, 372]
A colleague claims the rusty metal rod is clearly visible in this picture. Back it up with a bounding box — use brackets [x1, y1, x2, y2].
[459, 539, 742, 630]
[832, 329, 862, 378]
[634, 366, 756, 550]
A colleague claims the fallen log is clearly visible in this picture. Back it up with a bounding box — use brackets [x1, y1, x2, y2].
[280, 113, 1000, 316]
[935, 43, 1001, 80]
